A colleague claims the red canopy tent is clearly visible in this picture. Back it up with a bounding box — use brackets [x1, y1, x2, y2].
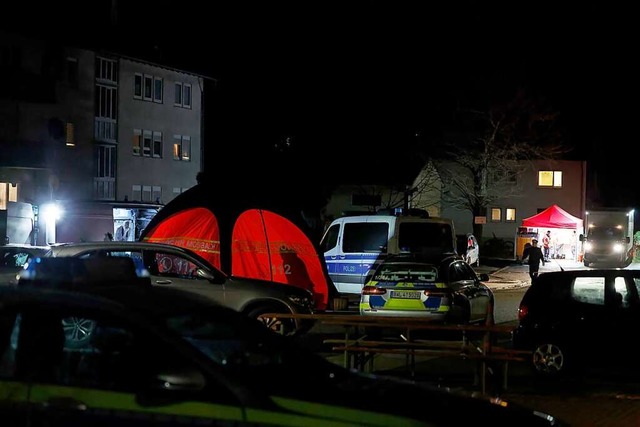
[522, 204, 583, 230]
[139, 183, 333, 311]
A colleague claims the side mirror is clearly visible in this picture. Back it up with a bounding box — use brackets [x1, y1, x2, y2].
[197, 268, 218, 282]
[626, 237, 631, 244]
[579, 234, 585, 242]
[478, 273, 490, 282]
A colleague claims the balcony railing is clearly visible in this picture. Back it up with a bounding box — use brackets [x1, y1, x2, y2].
[94, 177, 115, 200]
[95, 117, 117, 143]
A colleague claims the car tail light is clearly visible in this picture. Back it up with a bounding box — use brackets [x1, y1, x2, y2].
[517, 304, 529, 321]
[362, 287, 387, 295]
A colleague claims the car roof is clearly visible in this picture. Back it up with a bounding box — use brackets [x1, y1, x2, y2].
[17, 256, 152, 289]
[384, 252, 463, 265]
[49, 241, 225, 274]
[3, 275, 231, 319]
[538, 269, 640, 280]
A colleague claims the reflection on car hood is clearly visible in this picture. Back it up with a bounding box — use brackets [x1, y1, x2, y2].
[226, 275, 313, 297]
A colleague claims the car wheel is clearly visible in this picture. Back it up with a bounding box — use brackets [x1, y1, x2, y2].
[531, 341, 571, 378]
[62, 317, 96, 349]
[247, 305, 296, 336]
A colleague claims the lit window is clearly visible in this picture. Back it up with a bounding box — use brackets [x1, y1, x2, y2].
[538, 170, 563, 188]
[173, 135, 181, 160]
[133, 129, 141, 156]
[491, 208, 502, 222]
[65, 122, 75, 147]
[181, 136, 191, 161]
[134, 73, 142, 99]
[173, 135, 191, 161]
[506, 208, 516, 222]
[0, 182, 18, 210]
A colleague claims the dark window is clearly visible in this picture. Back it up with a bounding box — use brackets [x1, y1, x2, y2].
[343, 223, 389, 253]
[66, 58, 78, 88]
[134, 74, 142, 98]
[352, 194, 382, 207]
[398, 223, 454, 253]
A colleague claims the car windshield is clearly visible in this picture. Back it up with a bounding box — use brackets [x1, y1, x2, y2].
[588, 226, 625, 240]
[398, 222, 455, 253]
[373, 263, 439, 282]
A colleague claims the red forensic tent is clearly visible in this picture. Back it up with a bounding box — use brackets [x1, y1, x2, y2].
[522, 204, 583, 230]
[139, 184, 332, 311]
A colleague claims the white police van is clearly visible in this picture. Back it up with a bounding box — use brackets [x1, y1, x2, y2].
[320, 209, 457, 295]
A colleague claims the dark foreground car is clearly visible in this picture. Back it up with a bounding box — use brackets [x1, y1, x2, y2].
[0, 281, 566, 426]
[513, 269, 640, 380]
[45, 241, 316, 335]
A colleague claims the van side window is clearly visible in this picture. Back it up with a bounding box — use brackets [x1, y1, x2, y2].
[343, 223, 389, 253]
[320, 224, 340, 252]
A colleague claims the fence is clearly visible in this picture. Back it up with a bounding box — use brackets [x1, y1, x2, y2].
[260, 311, 531, 395]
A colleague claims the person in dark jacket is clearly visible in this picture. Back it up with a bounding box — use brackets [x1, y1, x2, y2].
[522, 238, 545, 280]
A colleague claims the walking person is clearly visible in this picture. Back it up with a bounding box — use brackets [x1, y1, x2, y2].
[522, 238, 545, 281]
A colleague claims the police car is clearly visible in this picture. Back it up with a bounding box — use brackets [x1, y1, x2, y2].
[360, 254, 495, 324]
[0, 258, 563, 426]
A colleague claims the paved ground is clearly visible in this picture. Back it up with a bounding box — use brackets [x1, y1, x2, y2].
[312, 259, 640, 426]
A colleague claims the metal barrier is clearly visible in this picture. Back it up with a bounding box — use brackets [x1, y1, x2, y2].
[259, 311, 531, 395]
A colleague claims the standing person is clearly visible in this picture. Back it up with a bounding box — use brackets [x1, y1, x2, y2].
[542, 230, 551, 261]
[115, 220, 131, 242]
[522, 238, 545, 280]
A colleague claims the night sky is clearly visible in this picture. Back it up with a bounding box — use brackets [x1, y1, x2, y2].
[8, 1, 640, 206]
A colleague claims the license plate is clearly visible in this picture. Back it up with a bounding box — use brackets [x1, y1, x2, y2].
[390, 290, 421, 299]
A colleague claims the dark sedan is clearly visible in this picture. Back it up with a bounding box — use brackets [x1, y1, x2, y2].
[0, 279, 566, 426]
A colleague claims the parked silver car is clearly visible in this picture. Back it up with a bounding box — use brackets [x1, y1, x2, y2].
[45, 241, 316, 335]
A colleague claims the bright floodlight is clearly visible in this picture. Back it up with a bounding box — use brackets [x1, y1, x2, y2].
[41, 203, 62, 221]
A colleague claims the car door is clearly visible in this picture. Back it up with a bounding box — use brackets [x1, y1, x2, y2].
[448, 261, 492, 322]
[141, 248, 228, 305]
[76, 247, 228, 306]
[599, 272, 640, 365]
[3, 304, 256, 427]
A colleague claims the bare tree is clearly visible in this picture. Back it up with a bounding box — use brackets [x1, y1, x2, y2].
[434, 89, 571, 239]
[347, 162, 442, 216]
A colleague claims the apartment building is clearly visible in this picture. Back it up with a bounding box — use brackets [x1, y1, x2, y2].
[324, 159, 586, 245]
[0, 32, 210, 245]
